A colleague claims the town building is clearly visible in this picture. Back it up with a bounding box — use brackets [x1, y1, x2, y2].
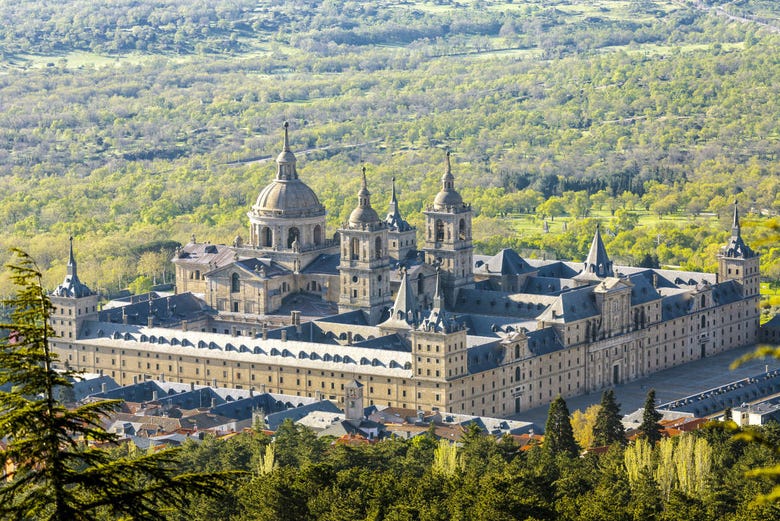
[50, 124, 761, 418]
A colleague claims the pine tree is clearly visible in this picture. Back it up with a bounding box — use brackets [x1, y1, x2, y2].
[544, 395, 579, 458]
[592, 389, 626, 446]
[0, 249, 234, 520]
[638, 388, 663, 445]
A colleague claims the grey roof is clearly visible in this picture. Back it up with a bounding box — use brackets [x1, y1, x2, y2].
[172, 242, 236, 270]
[379, 269, 420, 330]
[475, 249, 535, 276]
[454, 288, 555, 319]
[711, 280, 743, 306]
[627, 271, 663, 305]
[352, 333, 411, 352]
[233, 257, 290, 278]
[419, 272, 460, 333]
[265, 400, 343, 431]
[526, 328, 564, 356]
[316, 309, 370, 326]
[537, 286, 599, 323]
[575, 226, 613, 280]
[52, 237, 94, 298]
[301, 253, 341, 275]
[98, 292, 209, 327]
[660, 291, 693, 320]
[520, 276, 573, 295]
[466, 341, 504, 374]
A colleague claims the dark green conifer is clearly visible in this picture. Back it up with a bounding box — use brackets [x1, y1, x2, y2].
[0, 249, 233, 521]
[638, 388, 663, 445]
[544, 395, 579, 458]
[593, 389, 626, 446]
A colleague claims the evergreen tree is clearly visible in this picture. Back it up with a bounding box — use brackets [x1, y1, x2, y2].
[0, 249, 233, 520]
[593, 389, 626, 446]
[638, 388, 663, 445]
[544, 395, 579, 458]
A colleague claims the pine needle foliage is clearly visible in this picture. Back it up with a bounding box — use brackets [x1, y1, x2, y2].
[592, 389, 626, 447]
[0, 249, 236, 521]
[544, 395, 579, 458]
[638, 388, 663, 445]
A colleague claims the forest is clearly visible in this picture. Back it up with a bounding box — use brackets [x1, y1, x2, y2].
[0, 0, 779, 300]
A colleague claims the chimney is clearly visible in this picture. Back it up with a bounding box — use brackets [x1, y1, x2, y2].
[262, 324, 268, 341]
[212, 378, 217, 387]
[147, 316, 154, 328]
[101, 382, 107, 393]
[417, 410, 424, 422]
[347, 331, 352, 345]
[98, 368, 103, 376]
[152, 390, 158, 402]
[182, 320, 188, 332]
[281, 330, 287, 342]
[251, 327, 257, 337]
[133, 375, 138, 384]
[122, 312, 128, 325]
[249, 388, 254, 397]
[211, 398, 217, 408]
[160, 373, 165, 382]
[190, 381, 195, 391]
[652, 273, 658, 288]
[231, 326, 237, 337]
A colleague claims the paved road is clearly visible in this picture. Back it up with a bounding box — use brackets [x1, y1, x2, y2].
[512, 344, 780, 430]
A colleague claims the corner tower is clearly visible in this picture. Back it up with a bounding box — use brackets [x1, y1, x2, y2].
[718, 202, 760, 298]
[423, 151, 473, 306]
[50, 237, 99, 341]
[338, 167, 392, 325]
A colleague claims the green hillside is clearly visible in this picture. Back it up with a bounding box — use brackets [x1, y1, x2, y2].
[0, 0, 779, 297]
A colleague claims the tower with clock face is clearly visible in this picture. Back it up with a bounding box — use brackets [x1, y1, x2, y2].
[344, 379, 364, 421]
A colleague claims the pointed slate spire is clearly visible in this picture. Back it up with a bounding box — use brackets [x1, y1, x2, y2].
[67, 236, 77, 277]
[731, 200, 740, 236]
[380, 268, 419, 329]
[581, 224, 613, 278]
[419, 268, 457, 333]
[53, 237, 93, 298]
[722, 201, 756, 258]
[275, 121, 298, 180]
[385, 176, 412, 231]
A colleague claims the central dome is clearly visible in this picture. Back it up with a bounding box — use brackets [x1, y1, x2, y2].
[251, 122, 326, 219]
[254, 179, 325, 218]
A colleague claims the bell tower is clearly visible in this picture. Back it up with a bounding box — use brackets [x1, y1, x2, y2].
[50, 237, 99, 342]
[338, 167, 392, 325]
[718, 202, 760, 298]
[423, 152, 474, 306]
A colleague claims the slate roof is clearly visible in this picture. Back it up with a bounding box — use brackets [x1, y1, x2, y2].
[301, 253, 341, 275]
[173, 242, 236, 269]
[264, 400, 343, 431]
[98, 292, 210, 327]
[474, 249, 536, 276]
[537, 286, 599, 323]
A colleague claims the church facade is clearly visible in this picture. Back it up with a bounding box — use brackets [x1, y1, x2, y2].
[49, 124, 761, 418]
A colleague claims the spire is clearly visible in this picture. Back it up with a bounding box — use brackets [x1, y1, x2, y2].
[275, 121, 298, 180]
[721, 202, 756, 258]
[433, 150, 463, 210]
[379, 269, 419, 329]
[348, 166, 380, 226]
[386, 176, 412, 231]
[67, 236, 76, 277]
[432, 268, 444, 311]
[442, 150, 454, 191]
[580, 224, 613, 278]
[419, 268, 458, 333]
[53, 237, 93, 298]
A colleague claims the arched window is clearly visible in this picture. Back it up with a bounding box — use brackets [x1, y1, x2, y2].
[700, 295, 706, 308]
[261, 227, 272, 247]
[515, 367, 521, 382]
[287, 227, 300, 248]
[231, 273, 240, 293]
[375, 237, 382, 259]
[459, 219, 466, 240]
[350, 237, 360, 260]
[514, 345, 520, 359]
[313, 225, 322, 245]
[436, 219, 444, 241]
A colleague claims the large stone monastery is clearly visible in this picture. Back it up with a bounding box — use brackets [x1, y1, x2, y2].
[50, 124, 760, 417]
